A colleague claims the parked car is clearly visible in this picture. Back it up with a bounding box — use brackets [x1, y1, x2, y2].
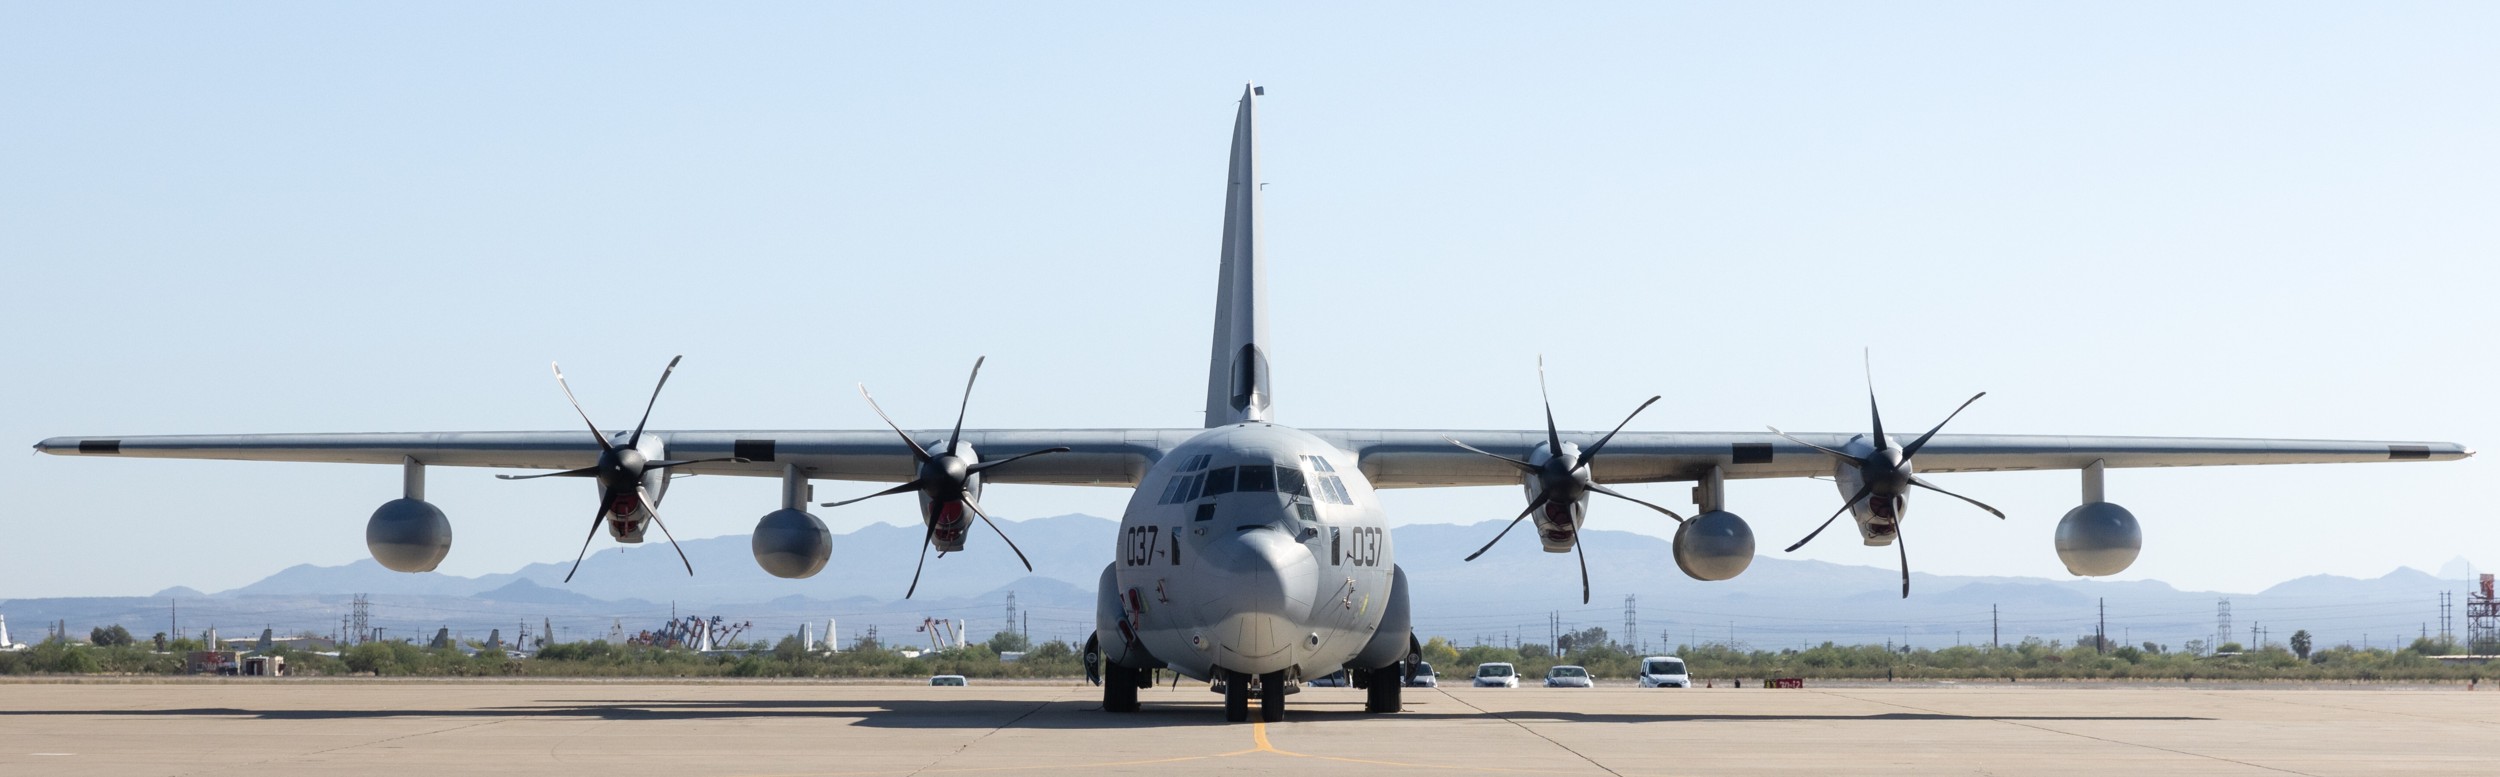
[1637, 656, 1691, 688]
[1544, 665, 1593, 688]
[1406, 661, 1439, 688]
[1473, 662, 1519, 688]
[1308, 669, 1353, 687]
[929, 675, 968, 686]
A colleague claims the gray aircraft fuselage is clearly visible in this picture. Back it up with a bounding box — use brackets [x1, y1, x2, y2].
[1106, 422, 1395, 682]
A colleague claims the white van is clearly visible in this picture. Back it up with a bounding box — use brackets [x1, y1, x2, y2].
[1472, 662, 1519, 688]
[1637, 656, 1690, 688]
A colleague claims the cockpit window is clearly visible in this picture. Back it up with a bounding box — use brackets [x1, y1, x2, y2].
[1236, 464, 1275, 493]
[1202, 466, 1236, 496]
[1276, 467, 1308, 498]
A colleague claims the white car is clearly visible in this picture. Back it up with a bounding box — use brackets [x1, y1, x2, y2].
[1637, 656, 1691, 688]
[1406, 661, 1439, 688]
[1544, 665, 1593, 688]
[929, 675, 968, 686]
[1473, 662, 1519, 688]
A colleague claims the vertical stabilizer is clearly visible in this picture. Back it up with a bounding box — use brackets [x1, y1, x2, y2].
[1206, 83, 1272, 426]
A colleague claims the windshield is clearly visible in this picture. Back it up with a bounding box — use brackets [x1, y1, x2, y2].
[1647, 661, 1686, 675]
[1478, 665, 1513, 677]
[1550, 667, 1587, 677]
[1414, 663, 1434, 676]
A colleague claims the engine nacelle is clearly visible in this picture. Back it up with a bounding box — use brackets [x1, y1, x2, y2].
[366, 498, 452, 573]
[2055, 502, 2142, 576]
[752, 508, 832, 579]
[1673, 510, 1755, 581]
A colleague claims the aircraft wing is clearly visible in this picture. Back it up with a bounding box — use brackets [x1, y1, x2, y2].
[1316, 430, 2473, 488]
[33, 430, 1186, 487]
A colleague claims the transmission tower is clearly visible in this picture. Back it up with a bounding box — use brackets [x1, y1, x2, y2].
[2440, 590, 2453, 644]
[1623, 595, 1638, 653]
[1005, 591, 1018, 639]
[2215, 598, 2231, 653]
[350, 594, 371, 645]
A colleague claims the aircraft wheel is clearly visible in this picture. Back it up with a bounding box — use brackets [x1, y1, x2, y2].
[1223, 670, 1251, 722]
[1259, 671, 1287, 722]
[1104, 663, 1140, 713]
[1365, 665, 1403, 713]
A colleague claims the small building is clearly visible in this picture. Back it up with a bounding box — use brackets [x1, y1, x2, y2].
[241, 655, 285, 676]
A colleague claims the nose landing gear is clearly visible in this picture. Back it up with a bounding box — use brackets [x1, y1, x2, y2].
[1219, 669, 1290, 722]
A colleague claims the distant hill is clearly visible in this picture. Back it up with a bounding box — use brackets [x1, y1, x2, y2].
[2, 514, 2474, 653]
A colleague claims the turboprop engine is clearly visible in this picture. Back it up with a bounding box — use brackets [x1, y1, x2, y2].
[366, 498, 452, 572]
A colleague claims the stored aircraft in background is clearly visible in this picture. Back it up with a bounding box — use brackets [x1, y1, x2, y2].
[36, 84, 2471, 722]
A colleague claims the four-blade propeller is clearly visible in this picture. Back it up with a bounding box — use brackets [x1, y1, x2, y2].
[498, 356, 740, 583]
[1446, 357, 1685, 604]
[821, 356, 1069, 599]
[1768, 356, 2004, 597]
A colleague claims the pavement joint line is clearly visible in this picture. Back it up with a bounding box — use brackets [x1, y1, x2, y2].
[177, 714, 514, 777]
[1813, 690, 2324, 777]
[1430, 687, 1625, 776]
[900, 688, 1066, 777]
[2210, 690, 2500, 728]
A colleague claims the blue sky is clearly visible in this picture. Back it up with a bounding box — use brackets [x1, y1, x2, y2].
[3, 3, 2494, 599]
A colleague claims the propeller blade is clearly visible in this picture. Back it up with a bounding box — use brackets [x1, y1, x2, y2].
[1766, 426, 1861, 462]
[1573, 537, 1591, 605]
[1786, 483, 1873, 553]
[496, 466, 603, 481]
[948, 357, 984, 458]
[961, 495, 1035, 573]
[821, 479, 925, 508]
[562, 494, 607, 583]
[1896, 522, 1911, 598]
[626, 355, 683, 449]
[1899, 392, 1986, 461]
[551, 362, 614, 452]
[1536, 356, 1563, 458]
[904, 524, 935, 599]
[635, 490, 694, 577]
[1909, 475, 2005, 519]
[1589, 482, 1684, 522]
[1464, 492, 1553, 562]
[1446, 437, 1538, 474]
[644, 456, 746, 471]
[1577, 395, 1661, 466]
[1865, 350, 1887, 450]
[859, 384, 934, 461]
[967, 446, 1072, 475]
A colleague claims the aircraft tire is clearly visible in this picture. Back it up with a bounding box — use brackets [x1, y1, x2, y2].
[1365, 665, 1403, 713]
[1259, 671, 1287, 722]
[1104, 663, 1140, 713]
[1223, 670, 1251, 722]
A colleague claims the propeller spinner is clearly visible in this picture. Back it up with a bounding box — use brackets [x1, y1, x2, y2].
[1769, 355, 2004, 598]
[499, 356, 742, 583]
[1448, 357, 1685, 604]
[821, 357, 1068, 599]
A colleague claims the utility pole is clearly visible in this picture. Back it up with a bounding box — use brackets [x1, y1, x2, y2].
[1992, 604, 1999, 649]
[2097, 598, 2106, 653]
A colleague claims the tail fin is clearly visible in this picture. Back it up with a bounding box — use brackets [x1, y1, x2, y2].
[1206, 83, 1271, 426]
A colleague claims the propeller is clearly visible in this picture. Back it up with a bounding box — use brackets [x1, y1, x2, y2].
[500, 356, 742, 583]
[821, 356, 1069, 598]
[1447, 356, 1683, 604]
[1767, 354, 2003, 597]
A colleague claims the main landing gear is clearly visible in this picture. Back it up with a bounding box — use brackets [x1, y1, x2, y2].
[1103, 662, 1145, 713]
[1365, 664, 1404, 713]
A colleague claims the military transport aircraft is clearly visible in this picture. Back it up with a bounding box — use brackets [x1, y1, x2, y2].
[35, 84, 2471, 723]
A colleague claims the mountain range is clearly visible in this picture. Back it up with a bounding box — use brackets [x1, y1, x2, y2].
[2, 514, 2477, 654]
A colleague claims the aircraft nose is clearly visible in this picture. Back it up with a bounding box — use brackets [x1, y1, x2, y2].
[1206, 527, 1318, 663]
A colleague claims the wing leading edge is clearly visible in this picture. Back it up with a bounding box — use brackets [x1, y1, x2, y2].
[1323, 430, 2472, 489]
[32, 430, 1181, 487]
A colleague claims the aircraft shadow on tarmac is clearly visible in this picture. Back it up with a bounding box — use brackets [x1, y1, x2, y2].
[0, 697, 2210, 729]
